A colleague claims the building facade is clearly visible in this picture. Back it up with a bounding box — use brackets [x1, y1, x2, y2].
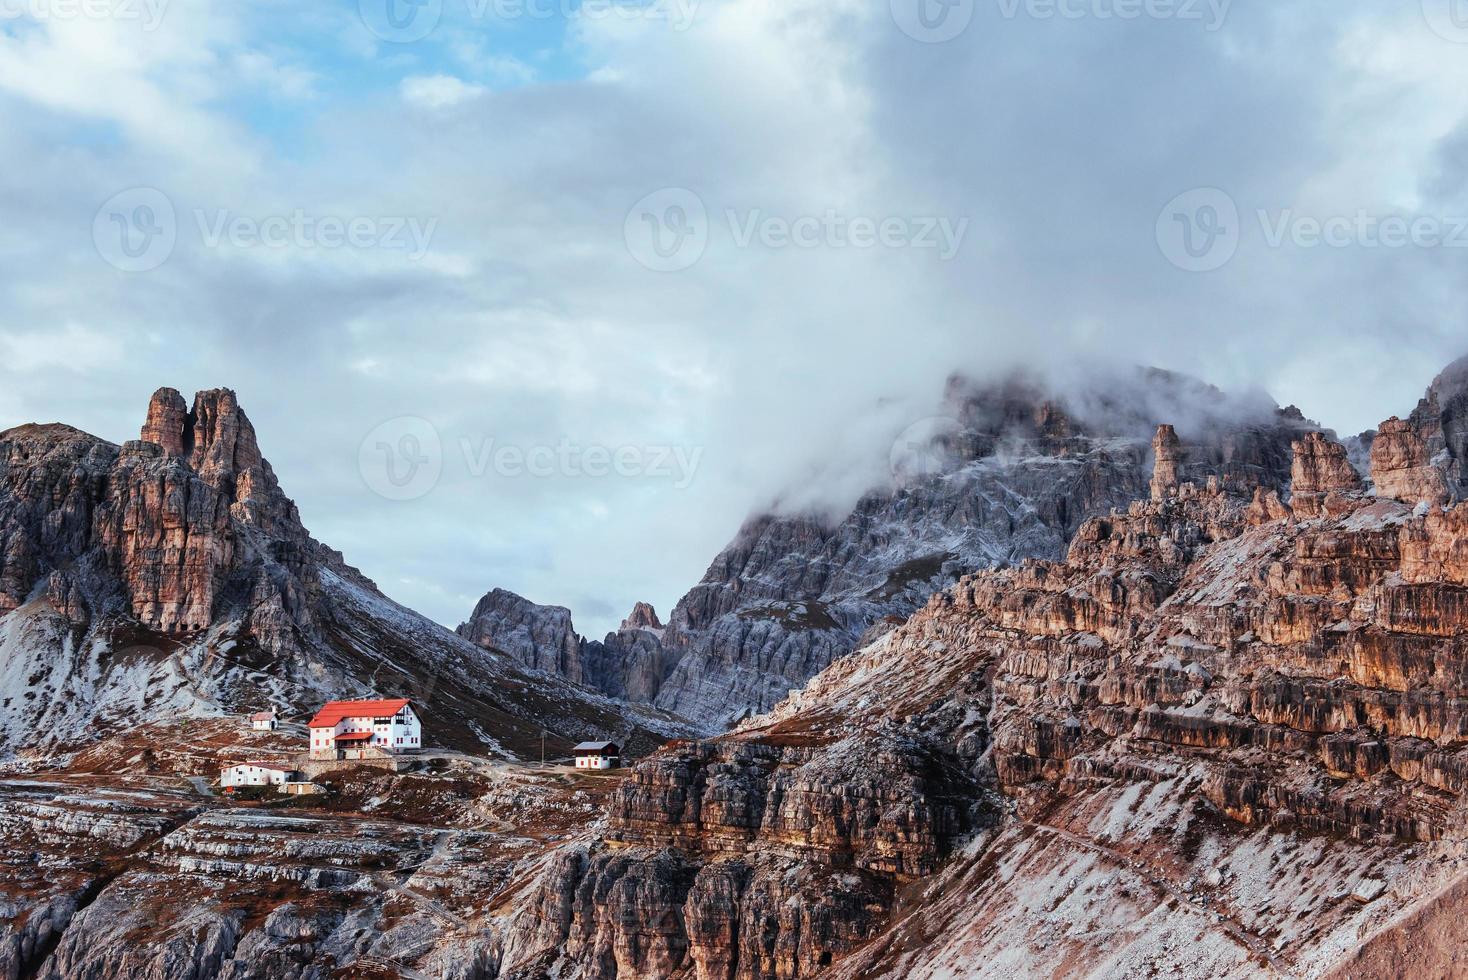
[250, 710, 277, 731]
[308, 699, 422, 761]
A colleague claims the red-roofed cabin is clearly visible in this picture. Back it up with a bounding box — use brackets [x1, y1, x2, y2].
[307, 698, 422, 760]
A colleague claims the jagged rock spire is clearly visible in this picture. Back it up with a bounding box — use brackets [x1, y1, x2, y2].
[1150, 424, 1182, 502]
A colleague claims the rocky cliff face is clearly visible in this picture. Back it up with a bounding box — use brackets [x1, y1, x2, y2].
[457, 595, 680, 704]
[0, 388, 687, 759]
[484, 364, 1468, 978]
[468, 368, 1320, 731]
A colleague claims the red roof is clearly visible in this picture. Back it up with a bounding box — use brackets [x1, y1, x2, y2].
[308, 699, 410, 728]
[332, 731, 374, 743]
[249, 711, 275, 721]
[231, 761, 291, 771]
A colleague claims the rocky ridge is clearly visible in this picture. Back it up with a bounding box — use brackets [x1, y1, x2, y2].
[465, 368, 1323, 730]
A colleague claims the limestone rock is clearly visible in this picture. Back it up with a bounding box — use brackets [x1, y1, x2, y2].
[1291, 431, 1363, 518]
[1371, 418, 1452, 506]
[621, 601, 663, 632]
[139, 387, 188, 457]
[1151, 423, 1182, 501]
[457, 589, 584, 681]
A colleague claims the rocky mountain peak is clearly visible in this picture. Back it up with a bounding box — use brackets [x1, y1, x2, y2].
[621, 601, 663, 631]
[140, 386, 189, 456]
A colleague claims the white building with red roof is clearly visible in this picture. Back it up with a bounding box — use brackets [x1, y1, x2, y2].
[307, 698, 421, 760]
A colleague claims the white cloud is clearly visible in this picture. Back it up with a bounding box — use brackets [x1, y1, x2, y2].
[0, 0, 1465, 639]
[400, 73, 488, 109]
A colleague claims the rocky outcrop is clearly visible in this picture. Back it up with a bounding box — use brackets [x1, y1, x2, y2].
[457, 591, 681, 704]
[1290, 430, 1362, 518]
[501, 732, 980, 978]
[457, 589, 584, 681]
[1371, 417, 1453, 506]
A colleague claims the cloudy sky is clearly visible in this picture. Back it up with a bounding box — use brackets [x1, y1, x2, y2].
[1, 0, 1465, 637]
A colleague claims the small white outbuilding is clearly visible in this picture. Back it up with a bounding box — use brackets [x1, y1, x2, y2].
[250, 710, 278, 731]
[221, 762, 294, 788]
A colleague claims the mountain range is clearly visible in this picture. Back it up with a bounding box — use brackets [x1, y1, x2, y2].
[1, 356, 1467, 978]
